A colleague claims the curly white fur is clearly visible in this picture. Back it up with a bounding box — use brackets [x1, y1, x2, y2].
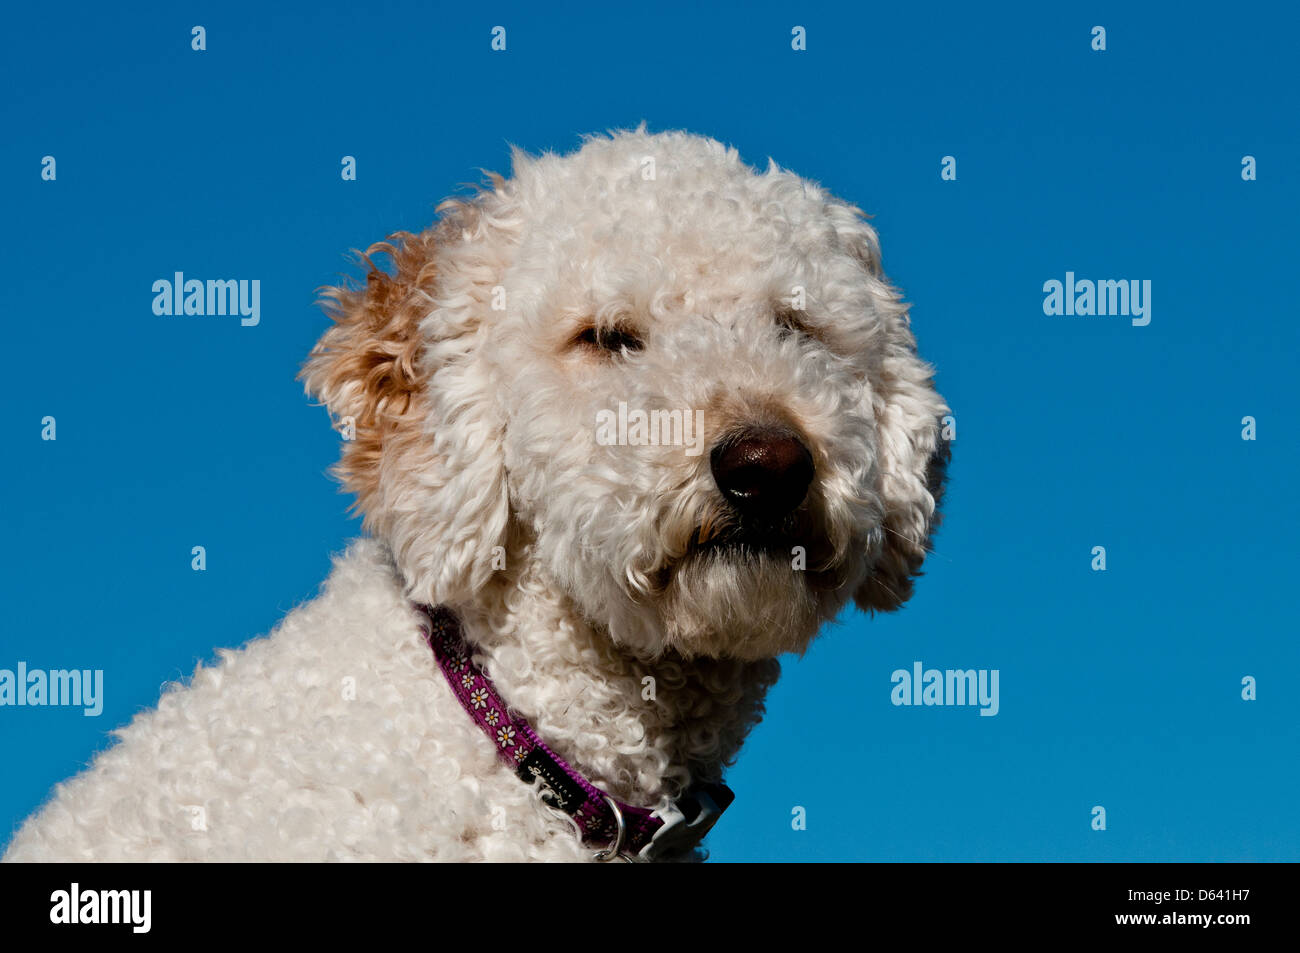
[4, 127, 947, 862]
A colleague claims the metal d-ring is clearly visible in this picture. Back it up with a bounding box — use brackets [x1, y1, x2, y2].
[592, 796, 627, 862]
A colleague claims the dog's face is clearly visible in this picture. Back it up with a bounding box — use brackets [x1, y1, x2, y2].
[304, 130, 948, 660]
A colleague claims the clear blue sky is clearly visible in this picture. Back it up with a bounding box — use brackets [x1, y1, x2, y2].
[2, 1, 1296, 861]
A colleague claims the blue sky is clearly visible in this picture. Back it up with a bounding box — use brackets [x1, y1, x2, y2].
[2, 1, 1296, 861]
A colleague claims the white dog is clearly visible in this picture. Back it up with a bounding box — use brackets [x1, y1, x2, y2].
[4, 128, 948, 862]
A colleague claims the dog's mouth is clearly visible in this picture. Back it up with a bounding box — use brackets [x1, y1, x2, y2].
[687, 520, 800, 560]
[651, 506, 847, 592]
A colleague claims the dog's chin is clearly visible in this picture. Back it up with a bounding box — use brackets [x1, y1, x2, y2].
[652, 543, 846, 660]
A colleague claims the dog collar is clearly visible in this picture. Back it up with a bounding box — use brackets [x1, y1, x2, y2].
[416, 604, 734, 861]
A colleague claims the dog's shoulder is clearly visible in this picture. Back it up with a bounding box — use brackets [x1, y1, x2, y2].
[4, 538, 428, 861]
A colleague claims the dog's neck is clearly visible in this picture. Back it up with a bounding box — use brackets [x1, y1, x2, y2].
[445, 551, 781, 810]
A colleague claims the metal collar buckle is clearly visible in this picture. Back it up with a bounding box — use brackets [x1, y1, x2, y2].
[592, 797, 628, 862]
[592, 784, 733, 862]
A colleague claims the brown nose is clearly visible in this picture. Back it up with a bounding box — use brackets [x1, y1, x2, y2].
[710, 429, 814, 518]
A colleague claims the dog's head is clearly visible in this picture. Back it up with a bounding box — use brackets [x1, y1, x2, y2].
[303, 129, 948, 660]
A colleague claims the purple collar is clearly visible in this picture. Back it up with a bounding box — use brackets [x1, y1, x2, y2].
[416, 605, 734, 861]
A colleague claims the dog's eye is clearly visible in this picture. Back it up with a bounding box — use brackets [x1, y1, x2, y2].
[573, 326, 644, 355]
[775, 308, 815, 341]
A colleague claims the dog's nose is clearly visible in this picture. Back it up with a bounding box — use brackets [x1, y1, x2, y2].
[710, 429, 814, 518]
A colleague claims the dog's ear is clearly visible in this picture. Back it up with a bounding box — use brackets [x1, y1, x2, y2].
[301, 195, 515, 607]
[831, 208, 951, 613]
